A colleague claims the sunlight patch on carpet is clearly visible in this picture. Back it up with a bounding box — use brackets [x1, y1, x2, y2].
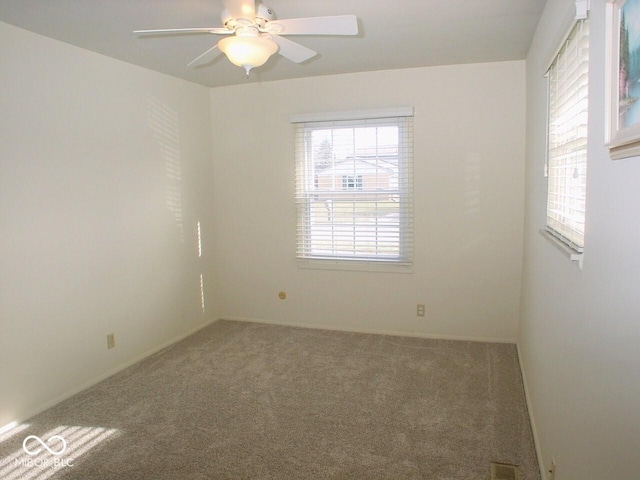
[0, 423, 119, 480]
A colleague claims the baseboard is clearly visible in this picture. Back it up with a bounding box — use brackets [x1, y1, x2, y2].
[221, 316, 517, 344]
[1, 317, 219, 432]
[516, 342, 546, 480]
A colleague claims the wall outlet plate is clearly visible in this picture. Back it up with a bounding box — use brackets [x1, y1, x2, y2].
[107, 333, 115, 349]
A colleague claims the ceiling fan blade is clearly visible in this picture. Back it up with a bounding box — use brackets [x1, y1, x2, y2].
[223, 0, 255, 20]
[266, 15, 358, 36]
[271, 36, 317, 64]
[187, 44, 222, 67]
[134, 27, 231, 35]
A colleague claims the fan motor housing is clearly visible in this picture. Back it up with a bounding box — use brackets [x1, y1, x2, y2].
[257, 5, 275, 22]
[221, 4, 274, 28]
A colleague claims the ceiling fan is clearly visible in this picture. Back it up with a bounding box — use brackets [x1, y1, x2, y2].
[134, 0, 358, 75]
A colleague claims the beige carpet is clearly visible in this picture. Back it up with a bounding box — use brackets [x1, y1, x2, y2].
[1, 320, 540, 479]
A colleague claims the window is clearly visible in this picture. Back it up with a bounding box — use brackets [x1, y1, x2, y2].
[293, 108, 413, 266]
[545, 17, 589, 253]
[342, 175, 363, 190]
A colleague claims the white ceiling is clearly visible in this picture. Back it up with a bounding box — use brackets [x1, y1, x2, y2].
[0, 0, 546, 88]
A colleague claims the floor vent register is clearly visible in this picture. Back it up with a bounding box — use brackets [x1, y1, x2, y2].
[490, 462, 520, 480]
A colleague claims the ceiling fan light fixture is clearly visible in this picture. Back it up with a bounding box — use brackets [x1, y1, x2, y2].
[133, 2, 358, 74]
[218, 35, 278, 75]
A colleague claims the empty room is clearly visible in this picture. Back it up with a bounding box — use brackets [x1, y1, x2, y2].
[1, 0, 638, 479]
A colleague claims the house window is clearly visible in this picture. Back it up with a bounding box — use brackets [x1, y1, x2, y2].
[545, 17, 589, 253]
[292, 108, 413, 266]
[342, 175, 363, 190]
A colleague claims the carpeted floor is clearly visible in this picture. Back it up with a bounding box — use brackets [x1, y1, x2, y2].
[1, 320, 540, 479]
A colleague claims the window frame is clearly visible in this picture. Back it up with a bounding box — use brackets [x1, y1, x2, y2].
[544, 13, 590, 260]
[292, 108, 414, 272]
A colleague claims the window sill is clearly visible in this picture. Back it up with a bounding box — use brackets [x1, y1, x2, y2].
[297, 258, 414, 274]
[539, 229, 583, 269]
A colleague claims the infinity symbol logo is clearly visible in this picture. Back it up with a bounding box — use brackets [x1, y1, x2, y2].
[23, 435, 67, 456]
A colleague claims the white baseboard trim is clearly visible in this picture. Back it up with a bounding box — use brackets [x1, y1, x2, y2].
[516, 342, 546, 480]
[1, 317, 219, 432]
[221, 316, 517, 344]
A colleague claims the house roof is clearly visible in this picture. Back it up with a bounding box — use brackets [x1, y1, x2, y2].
[317, 158, 396, 177]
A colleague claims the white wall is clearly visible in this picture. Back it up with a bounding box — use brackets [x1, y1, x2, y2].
[0, 23, 214, 427]
[520, 1, 640, 478]
[209, 61, 526, 342]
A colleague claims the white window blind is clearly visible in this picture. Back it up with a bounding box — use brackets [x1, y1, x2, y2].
[546, 18, 589, 252]
[293, 110, 413, 264]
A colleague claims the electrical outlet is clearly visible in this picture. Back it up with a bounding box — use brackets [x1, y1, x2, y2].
[417, 304, 425, 317]
[548, 457, 556, 480]
[107, 333, 115, 349]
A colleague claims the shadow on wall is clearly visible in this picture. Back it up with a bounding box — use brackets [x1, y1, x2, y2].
[148, 95, 206, 315]
[147, 95, 184, 243]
